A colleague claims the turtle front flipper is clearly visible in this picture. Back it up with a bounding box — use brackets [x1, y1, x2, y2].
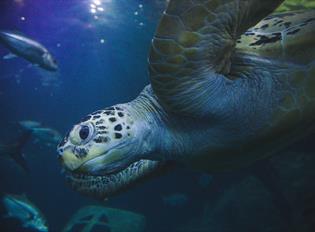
[149, 0, 284, 117]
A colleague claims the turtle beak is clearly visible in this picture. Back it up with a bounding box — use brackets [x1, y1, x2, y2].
[75, 148, 129, 175]
[58, 148, 81, 171]
[59, 143, 138, 176]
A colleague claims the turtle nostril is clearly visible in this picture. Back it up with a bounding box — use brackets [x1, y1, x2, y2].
[58, 155, 63, 162]
[57, 147, 64, 156]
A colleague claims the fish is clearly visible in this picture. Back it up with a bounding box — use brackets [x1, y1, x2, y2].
[19, 120, 42, 130]
[2, 194, 48, 232]
[0, 30, 58, 71]
[31, 127, 62, 145]
[0, 130, 32, 172]
[19, 120, 62, 145]
[162, 193, 189, 207]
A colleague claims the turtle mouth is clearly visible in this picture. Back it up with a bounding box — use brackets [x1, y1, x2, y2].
[73, 143, 138, 176]
[64, 159, 161, 199]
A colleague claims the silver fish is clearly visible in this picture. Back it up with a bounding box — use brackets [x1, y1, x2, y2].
[0, 31, 58, 71]
[3, 194, 48, 231]
[19, 120, 42, 130]
[19, 120, 62, 145]
[31, 127, 62, 144]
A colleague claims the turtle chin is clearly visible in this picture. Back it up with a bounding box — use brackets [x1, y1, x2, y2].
[60, 143, 162, 199]
[64, 159, 161, 199]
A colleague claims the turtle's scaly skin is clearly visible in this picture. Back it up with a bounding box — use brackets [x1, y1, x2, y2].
[58, 0, 315, 199]
[277, 0, 315, 12]
[149, 0, 284, 116]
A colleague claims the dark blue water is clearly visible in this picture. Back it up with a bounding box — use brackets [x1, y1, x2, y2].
[0, 1, 315, 232]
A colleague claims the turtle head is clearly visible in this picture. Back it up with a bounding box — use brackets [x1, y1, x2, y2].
[57, 105, 161, 198]
[58, 105, 147, 174]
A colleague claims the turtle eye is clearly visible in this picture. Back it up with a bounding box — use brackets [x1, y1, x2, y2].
[69, 123, 94, 145]
[79, 125, 90, 140]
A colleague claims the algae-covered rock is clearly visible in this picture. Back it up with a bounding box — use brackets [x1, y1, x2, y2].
[270, 151, 315, 232]
[177, 176, 287, 232]
[177, 151, 315, 232]
[62, 205, 146, 232]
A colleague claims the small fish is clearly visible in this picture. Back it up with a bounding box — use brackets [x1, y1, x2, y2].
[0, 130, 32, 172]
[0, 31, 58, 71]
[19, 120, 62, 145]
[2, 194, 48, 232]
[162, 193, 189, 207]
[19, 120, 42, 130]
[31, 127, 62, 145]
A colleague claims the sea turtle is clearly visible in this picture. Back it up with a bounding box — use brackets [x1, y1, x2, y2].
[57, 0, 315, 199]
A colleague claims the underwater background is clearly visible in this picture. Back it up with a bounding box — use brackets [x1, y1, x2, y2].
[0, 0, 315, 231]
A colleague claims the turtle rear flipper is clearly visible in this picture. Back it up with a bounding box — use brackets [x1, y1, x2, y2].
[149, 0, 284, 117]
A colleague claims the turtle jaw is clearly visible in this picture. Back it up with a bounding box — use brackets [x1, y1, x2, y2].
[64, 159, 161, 199]
[59, 138, 143, 176]
[72, 143, 139, 176]
[62, 146, 164, 198]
